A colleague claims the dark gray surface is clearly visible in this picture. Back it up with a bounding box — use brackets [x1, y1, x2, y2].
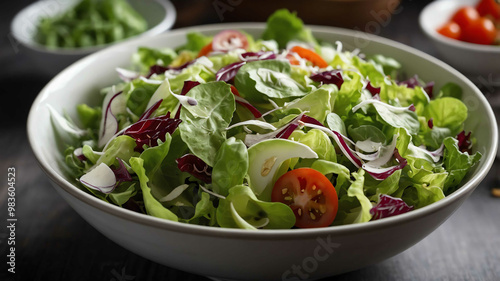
[1, 0, 500, 280]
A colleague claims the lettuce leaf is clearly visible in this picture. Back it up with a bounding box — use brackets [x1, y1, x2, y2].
[261, 9, 317, 49]
[442, 137, 482, 194]
[179, 82, 235, 166]
[212, 137, 249, 196]
[235, 60, 308, 102]
[216, 185, 295, 229]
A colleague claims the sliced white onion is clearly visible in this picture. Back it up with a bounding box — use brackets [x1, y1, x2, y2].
[200, 185, 226, 200]
[79, 163, 116, 194]
[227, 120, 277, 131]
[116, 67, 140, 82]
[159, 184, 190, 202]
[364, 135, 398, 168]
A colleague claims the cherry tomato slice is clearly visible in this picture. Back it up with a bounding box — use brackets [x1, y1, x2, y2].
[288, 46, 329, 68]
[437, 21, 462, 40]
[476, 0, 500, 20]
[271, 168, 338, 228]
[451, 6, 480, 29]
[212, 30, 249, 52]
[462, 17, 497, 45]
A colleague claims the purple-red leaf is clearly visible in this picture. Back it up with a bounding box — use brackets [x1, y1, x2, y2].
[112, 158, 132, 182]
[310, 70, 344, 89]
[241, 51, 277, 60]
[216, 61, 246, 83]
[398, 75, 420, 88]
[146, 61, 194, 78]
[428, 118, 434, 129]
[122, 116, 182, 152]
[215, 51, 277, 83]
[138, 99, 163, 121]
[457, 131, 472, 153]
[423, 81, 434, 99]
[176, 154, 212, 183]
[366, 81, 381, 96]
[370, 194, 413, 220]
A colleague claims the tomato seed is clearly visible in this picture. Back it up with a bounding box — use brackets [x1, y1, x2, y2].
[312, 185, 316, 190]
[310, 212, 316, 220]
[298, 208, 302, 216]
[319, 205, 326, 214]
[284, 196, 292, 201]
[282, 188, 288, 195]
[318, 190, 322, 195]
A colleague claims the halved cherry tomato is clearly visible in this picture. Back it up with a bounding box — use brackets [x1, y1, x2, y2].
[271, 168, 338, 228]
[476, 0, 500, 20]
[288, 46, 329, 68]
[437, 21, 462, 40]
[212, 30, 249, 52]
[197, 42, 213, 58]
[462, 17, 497, 45]
[451, 6, 480, 29]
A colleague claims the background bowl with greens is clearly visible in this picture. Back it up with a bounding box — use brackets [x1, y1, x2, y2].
[11, 0, 176, 75]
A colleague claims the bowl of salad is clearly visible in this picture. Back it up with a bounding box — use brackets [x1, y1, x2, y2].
[11, 0, 176, 75]
[28, 9, 497, 280]
[420, 0, 500, 81]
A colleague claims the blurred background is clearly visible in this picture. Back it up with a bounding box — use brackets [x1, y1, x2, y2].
[1, 1, 499, 281]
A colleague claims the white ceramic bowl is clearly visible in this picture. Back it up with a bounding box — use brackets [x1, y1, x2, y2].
[419, 0, 500, 82]
[28, 23, 498, 281]
[11, 0, 176, 75]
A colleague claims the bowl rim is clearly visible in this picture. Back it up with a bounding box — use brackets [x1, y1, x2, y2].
[10, 0, 177, 56]
[28, 22, 498, 240]
[419, 0, 500, 53]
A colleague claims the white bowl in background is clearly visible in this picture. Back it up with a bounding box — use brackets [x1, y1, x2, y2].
[11, 0, 176, 75]
[27, 23, 498, 280]
[419, 0, 500, 83]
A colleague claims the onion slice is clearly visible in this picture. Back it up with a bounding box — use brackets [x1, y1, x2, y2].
[79, 163, 117, 194]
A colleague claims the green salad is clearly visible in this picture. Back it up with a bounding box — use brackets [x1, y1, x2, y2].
[36, 0, 147, 48]
[53, 10, 481, 229]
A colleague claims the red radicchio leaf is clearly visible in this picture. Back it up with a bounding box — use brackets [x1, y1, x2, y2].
[428, 118, 434, 129]
[423, 81, 434, 99]
[398, 75, 420, 88]
[370, 194, 414, 220]
[138, 99, 163, 121]
[310, 70, 344, 89]
[241, 51, 277, 60]
[216, 61, 246, 83]
[122, 116, 182, 152]
[176, 154, 212, 183]
[111, 158, 132, 182]
[216, 51, 277, 83]
[457, 131, 472, 153]
[174, 81, 201, 119]
[398, 75, 434, 98]
[146, 61, 194, 78]
[408, 104, 416, 112]
[366, 81, 381, 96]
[231, 85, 262, 118]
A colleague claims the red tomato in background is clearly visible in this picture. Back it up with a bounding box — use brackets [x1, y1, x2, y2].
[437, 21, 462, 40]
[212, 30, 249, 52]
[476, 0, 500, 20]
[451, 6, 480, 28]
[462, 17, 497, 45]
[271, 168, 338, 228]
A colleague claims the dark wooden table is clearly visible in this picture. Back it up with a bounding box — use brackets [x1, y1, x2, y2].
[1, 1, 500, 280]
